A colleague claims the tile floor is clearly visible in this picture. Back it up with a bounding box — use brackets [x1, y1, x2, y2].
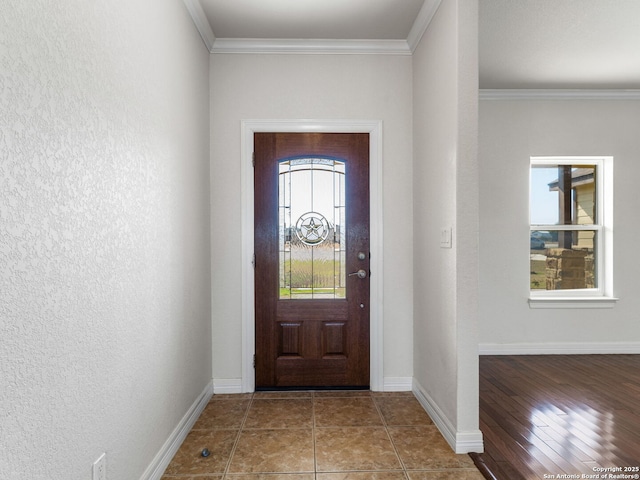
[162, 391, 484, 480]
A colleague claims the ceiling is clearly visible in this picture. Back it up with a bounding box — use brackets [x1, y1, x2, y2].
[200, 0, 426, 40]
[479, 0, 640, 89]
[190, 0, 640, 89]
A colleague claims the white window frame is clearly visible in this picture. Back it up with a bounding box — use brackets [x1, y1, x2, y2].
[529, 156, 617, 309]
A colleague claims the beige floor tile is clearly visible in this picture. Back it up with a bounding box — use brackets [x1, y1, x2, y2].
[315, 427, 402, 472]
[374, 396, 434, 426]
[244, 398, 313, 429]
[406, 470, 486, 480]
[228, 429, 314, 473]
[317, 472, 408, 480]
[388, 426, 476, 470]
[314, 397, 383, 427]
[163, 429, 237, 475]
[313, 390, 372, 398]
[161, 392, 485, 480]
[370, 392, 414, 397]
[225, 475, 315, 479]
[210, 393, 254, 401]
[162, 476, 223, 479]
[253, 391, 313, 399]
[192, 399, 251, 430]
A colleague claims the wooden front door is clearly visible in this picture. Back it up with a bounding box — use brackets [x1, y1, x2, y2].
[254, 132, 370, 389]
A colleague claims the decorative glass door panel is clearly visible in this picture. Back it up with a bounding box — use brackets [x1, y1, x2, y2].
[279, 158, 346, 299]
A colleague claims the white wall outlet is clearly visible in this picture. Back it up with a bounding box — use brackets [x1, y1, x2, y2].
[93, 453, 106, 480]
[440, 227, 452, 248]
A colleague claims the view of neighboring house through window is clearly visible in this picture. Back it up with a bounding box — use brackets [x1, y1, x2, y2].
[530, 157, 613, 298]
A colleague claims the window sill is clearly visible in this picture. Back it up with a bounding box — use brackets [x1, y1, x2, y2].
[528, 296, 618, 309]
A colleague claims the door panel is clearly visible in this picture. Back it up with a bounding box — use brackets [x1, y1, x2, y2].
[254, 132, 369, 388]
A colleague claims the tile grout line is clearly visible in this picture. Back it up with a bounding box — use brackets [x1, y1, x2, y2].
[372, 395, 411, 479]
[221, 392, 254, 478]
[312, 391, 317, 480]
[163, 391, 484, 479]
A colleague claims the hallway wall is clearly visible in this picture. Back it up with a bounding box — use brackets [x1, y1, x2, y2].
[412, 0, 482, 452]
[209, 53, 414, 388]
[0, 1, 211, 478]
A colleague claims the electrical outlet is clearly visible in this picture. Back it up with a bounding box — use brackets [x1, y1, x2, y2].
[93, 453, 106, 480]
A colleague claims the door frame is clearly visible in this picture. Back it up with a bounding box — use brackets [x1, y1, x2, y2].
[241, 119, 383, 392]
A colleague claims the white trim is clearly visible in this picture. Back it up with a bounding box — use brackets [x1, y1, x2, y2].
[213, 378, 244, 394]
[528, 296, 618, 309]
[181, 0, 215, 52]
[412, 380, 484, 454]
[139, 380, 213, 480]
[480, 89, 640, 101]
[479, 342, 640, 355]
[383, 377, 413, 392]
[212, 38, 411, 55]
[182, 0, 441, 56]
[241, 120, 384, 392]
[406, 0, 442, 53]
[529, 156, 614, 302]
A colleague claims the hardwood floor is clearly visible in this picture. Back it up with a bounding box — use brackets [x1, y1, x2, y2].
[474, 355, 640, 480]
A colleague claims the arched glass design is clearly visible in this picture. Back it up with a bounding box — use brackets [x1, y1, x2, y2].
[279, 157, 346, 299]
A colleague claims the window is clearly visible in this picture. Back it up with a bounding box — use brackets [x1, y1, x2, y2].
[279, 157, 346, 299]
[529, 157, 616, 308]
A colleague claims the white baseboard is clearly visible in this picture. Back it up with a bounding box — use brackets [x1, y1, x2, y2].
[140, 380, 213, 480]
[479, 342, 640, 355]
[213, 378, 244, 394]
[412, 379, 484, 454]
[383, 376, 413, 392]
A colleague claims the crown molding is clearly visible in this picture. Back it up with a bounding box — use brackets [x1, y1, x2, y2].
[211, 38, 411, 55]
[407, 0, 442, 53]
[182, 0, 215, 51]
[480, 89, 640, 100]
[183, 0, 435, 55]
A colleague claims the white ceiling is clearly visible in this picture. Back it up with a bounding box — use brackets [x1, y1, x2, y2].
[479, 0, 640, 89]
[200, 0, 426, 40]
[190, 0, 640, 89]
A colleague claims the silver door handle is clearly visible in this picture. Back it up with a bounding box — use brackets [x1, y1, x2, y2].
[348, 269, 367, 279]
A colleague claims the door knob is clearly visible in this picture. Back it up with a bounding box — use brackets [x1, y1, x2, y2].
[348, 269, 367, 279]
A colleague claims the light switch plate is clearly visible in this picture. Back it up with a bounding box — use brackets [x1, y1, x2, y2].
[440, 227, 452, 248]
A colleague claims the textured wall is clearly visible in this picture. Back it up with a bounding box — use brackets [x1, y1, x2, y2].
[479, 99, 640, 347]
[209, 53, 414, 385]
[412, 0, 481, 449]
[0, 1, 211, 479]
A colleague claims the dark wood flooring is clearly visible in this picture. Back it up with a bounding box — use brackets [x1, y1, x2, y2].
[473, 355, 640, 480]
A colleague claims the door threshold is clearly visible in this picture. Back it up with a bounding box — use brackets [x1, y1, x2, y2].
[255, 385, 370, 392]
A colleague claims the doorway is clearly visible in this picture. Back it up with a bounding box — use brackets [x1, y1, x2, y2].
[254, 132, 370, 388]
[240, 120, 383, 392]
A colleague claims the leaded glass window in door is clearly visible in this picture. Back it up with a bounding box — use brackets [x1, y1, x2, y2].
[279, 157, 346, 299]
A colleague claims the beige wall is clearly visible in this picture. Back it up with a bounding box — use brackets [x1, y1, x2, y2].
[1, 0, 212, 478]
[412, 0, 481, 452]
[479, 98, 640, 350]
[209, 53, 414, 386]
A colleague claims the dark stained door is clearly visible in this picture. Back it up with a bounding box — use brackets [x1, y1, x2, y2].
[254, 132, 370, 388]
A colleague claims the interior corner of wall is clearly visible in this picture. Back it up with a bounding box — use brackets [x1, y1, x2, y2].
[412, 377, 484, 453]
[212, 378, 243, 395]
